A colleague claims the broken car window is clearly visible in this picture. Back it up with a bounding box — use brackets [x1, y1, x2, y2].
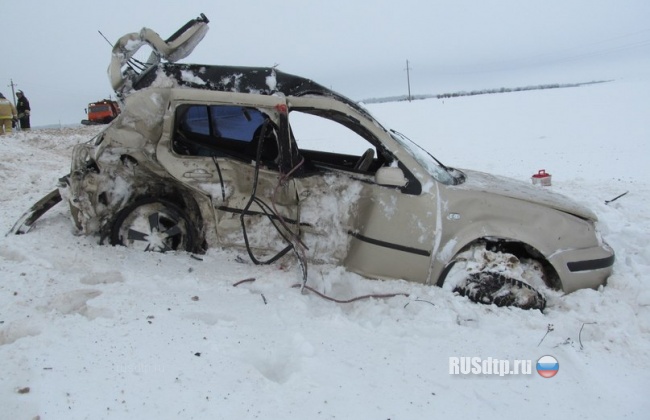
[289, 109, 382, 173]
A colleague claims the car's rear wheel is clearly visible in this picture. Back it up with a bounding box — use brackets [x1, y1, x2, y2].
[110, 198, 196, 252]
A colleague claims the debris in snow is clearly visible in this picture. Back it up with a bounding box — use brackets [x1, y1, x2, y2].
[292, 283, 409, 304]
[538, 324, 555, 346]
[579, 322, 597, 350]
[403, 298, 436, 308]
[233, 278, 256, 287]
[605, 191, 629, 205]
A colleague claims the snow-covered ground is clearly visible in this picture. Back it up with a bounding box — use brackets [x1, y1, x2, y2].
[1, 78, 649, 419]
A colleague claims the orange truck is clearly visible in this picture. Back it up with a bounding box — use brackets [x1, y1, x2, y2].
[81, 99, 121, 125]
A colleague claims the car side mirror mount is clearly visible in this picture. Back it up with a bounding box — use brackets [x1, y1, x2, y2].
[375, 166, 408, 188]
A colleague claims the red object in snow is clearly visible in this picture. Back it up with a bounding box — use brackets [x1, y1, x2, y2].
[81, 99, 121, 125]
[532, 169, 552, 186]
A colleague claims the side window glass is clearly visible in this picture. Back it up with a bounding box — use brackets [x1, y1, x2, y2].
[174, 104, 276, 162]
[183, 106, 210, 135]
[210, 105, 265, 141]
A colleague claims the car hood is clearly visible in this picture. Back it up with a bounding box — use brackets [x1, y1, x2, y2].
[452, 169, 597, 221]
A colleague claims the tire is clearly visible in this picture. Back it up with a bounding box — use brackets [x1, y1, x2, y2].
[453, 271, 546, 311]
[110, 198, 196, 252]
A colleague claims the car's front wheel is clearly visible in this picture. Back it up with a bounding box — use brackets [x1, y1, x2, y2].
[110, 198, 196, 252]
[453, 271, 546, 310]
[441, 243, 547, 311]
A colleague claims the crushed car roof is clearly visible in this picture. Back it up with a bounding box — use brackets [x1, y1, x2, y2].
[109, 13, 373, 119]
[133, 63, 373, 118]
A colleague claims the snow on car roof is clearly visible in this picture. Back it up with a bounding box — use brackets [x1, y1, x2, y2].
[132, 62, 373, 119]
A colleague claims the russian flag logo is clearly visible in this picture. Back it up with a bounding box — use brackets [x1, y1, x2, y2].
[537, 355, 559, 378]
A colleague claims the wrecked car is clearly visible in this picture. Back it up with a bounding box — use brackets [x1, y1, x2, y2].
[10, 13, 614, 310]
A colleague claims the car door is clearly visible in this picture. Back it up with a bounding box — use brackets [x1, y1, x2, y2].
[157, 90, 299, 257]
[286, 95, 438, 283]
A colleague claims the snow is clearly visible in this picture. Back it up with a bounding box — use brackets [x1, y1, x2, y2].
[180, 70, 207, 86]
[265, 71, 278, 92]
[1, 78, 649, 419]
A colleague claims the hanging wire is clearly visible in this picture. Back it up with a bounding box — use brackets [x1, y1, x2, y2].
[238, 119, 309, 288]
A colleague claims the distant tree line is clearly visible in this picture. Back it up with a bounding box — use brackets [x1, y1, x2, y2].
[361, 80, 612, 104]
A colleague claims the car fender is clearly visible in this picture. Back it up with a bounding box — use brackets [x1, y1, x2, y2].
[430, 192, 599, 289]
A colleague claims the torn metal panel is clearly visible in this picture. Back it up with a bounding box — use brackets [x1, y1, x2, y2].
[8, 189, 62, 235]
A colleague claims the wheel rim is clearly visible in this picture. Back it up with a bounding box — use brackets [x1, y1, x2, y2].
[117, 202, 190, 252]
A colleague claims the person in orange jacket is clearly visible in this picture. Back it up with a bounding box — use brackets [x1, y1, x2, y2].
[0, 92, 18, 135]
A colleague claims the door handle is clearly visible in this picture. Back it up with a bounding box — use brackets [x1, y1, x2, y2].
[183, 169, 213, 179]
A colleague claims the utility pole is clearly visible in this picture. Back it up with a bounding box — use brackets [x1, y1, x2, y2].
[8, 79, 18, 106]
[405, 60, 412, 102]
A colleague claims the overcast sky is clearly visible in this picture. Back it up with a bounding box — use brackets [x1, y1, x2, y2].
[3, 0, 650, 126]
